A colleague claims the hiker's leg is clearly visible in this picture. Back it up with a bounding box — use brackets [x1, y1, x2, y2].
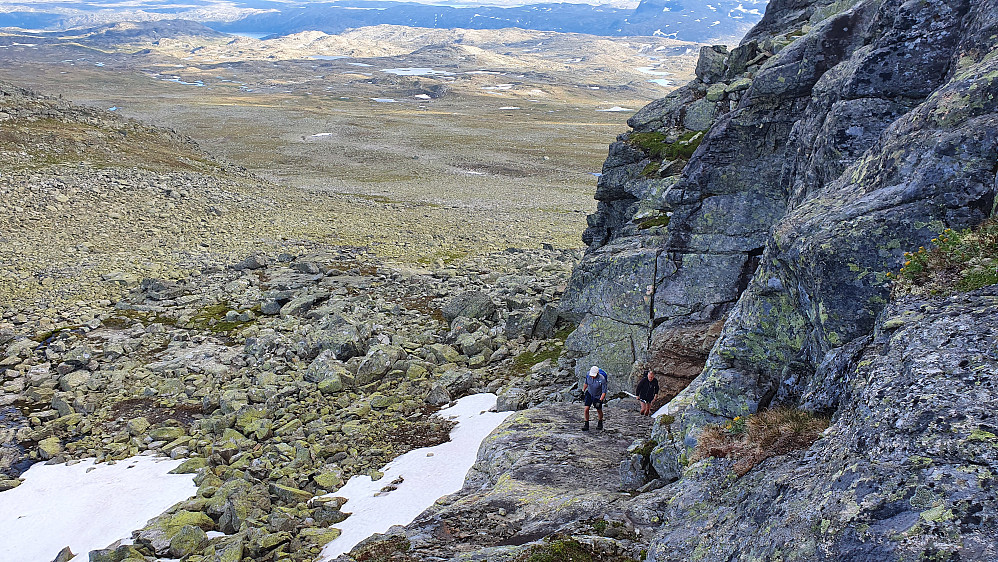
[583, 405, 590, 421]
[597, 403, 604, 421]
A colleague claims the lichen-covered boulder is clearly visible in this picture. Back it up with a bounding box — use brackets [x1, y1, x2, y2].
[441, 291, 497, 322]
[355, 344, 404, 386]
[136, 510, 215, 555]
[168, 524, 207, 558]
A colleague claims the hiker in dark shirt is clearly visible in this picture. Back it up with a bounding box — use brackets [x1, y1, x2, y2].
[582, 365, 607, 431]
[636, 370, 659, 416]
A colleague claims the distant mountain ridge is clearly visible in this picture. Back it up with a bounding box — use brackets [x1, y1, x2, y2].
[0, 0, 766, 42]
[211, 0, 764, 42]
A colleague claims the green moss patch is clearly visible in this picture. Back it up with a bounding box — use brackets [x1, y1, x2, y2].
[628, 130, 704, 160]
[638, 213, 671, 230]
[513, 536, 636, 562]
[416, 248, 468, 266]
[189, 303, 256, 334]
[640, 162, 660, 178]
[510, 326, 574, 376]
[103, 309, 178, 330]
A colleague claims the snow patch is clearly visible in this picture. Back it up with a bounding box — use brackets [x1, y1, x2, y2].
[381, 67, 454, 76]
[0, 455, 195, 562]
[596, 106, 634, 112]
[317, 394, 512, 560]
[732, 3, 763, 16]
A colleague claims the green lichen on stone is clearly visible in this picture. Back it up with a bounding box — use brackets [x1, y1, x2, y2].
[348, 534, 412, 561]
[919, 504, 954, 522]
[968, 429, 997, 442]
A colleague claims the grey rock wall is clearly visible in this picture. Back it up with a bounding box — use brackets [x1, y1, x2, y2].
[561, 0, 998, 461]
[646, 286, 998, 561]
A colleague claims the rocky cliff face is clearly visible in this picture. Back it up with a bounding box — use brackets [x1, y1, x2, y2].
[552, 0, 998, 558]
[643, 285, 998, 560]
[562, 0, 996, 419]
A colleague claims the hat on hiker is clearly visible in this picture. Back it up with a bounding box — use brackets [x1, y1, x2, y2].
[589, 366, 599, 377]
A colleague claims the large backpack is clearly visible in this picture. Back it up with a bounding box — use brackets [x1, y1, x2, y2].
[591, 368, 608, 396]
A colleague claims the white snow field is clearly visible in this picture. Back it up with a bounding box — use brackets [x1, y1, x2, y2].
[0, 455, 196, 562]
[318, 393, 512, 560]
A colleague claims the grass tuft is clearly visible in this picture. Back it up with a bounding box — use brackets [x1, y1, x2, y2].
[637, 213, 671, 230]
[692, 407, 829, 476]
[628, 130, 704, 160]
[891, 219, 998, 296]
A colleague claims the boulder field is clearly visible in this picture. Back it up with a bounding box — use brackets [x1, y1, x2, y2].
[0, 245, 587, 561]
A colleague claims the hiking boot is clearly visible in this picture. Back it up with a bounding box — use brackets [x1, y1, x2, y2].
[597, 419, 604, 430]
[582, 421, 590, 431]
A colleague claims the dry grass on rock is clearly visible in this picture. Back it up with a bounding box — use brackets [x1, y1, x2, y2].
[693, 407, 829, 477]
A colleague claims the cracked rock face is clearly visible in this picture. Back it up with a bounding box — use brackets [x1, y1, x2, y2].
[557, 0, 998, 558]
[647, 286, 998, 561]
[561, 0, 998, 431]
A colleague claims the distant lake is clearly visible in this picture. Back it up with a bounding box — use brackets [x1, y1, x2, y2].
[227, 31, 273, 40]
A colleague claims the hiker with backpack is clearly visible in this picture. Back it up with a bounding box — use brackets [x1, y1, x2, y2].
[582, 365, 608, 431]
[636, 369, 659, 416]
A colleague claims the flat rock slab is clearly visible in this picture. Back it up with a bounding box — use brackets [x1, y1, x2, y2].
[400, 402, 655, 558]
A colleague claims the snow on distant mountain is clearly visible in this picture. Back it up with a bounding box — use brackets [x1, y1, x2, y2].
[0, 0, 767, 42]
